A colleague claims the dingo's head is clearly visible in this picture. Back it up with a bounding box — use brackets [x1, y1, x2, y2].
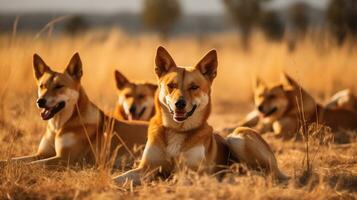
[254, 73, 301, 122]
[114, 70, 157, 121]
[254, 73, 316, 122]
[154, 46, 217, 130]
[33, 53, 82, 121]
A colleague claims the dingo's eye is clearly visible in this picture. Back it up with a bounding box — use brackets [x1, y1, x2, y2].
[138, 94, 145, 99]
[189, 85, 199, 90]
[40, 84, 45, 89]
[125, 94, 132, 98]
[167, 83, 177, 89]
[54, 85, 64, 90]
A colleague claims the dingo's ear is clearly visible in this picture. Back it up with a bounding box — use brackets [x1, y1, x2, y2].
[65, 53, 83, 81]
[281, 72, 298, 91]
[195, 49, 218, 81]
[115, 70, 130, 90]
[33, 54, 50, 80]
[254, 76, 267, 89]
[155, 46, 177, 78]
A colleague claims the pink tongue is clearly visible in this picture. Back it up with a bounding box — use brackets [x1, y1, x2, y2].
[174, 112, 185, 117]
[41, 109, 51, 119]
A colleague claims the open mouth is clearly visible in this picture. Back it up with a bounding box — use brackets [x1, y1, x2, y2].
[40, 101, 66, 120]
[169, 105, 197, 122]
[129, 107, 146, 120]
[262, 107, 278, 117]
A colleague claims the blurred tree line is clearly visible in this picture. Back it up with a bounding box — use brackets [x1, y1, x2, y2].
[62, 0, 357, 47]
[142, 0, 181, 40]
[222, 0, 357, 48]
[326, 0, 357, 45]
[65, 16, 88, 35]
[222, 0, 310, 49]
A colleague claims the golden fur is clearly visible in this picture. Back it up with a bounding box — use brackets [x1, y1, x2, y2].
[325, 89, 357, 112]
[3, 53, 148, 166]
[236, 88, 357, 136]
[113, 69, 157, 121]
[113, 47, 287, 185]
[252, 73, 357, 139]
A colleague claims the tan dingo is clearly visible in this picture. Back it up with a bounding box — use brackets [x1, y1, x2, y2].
[325, 89, 357, 112]
[253, 73, 357, 139]
[236, 88, 357, 136]
[113, 69, 157, 121]
[113, 47, 287, 185]
[3, 53, 148, 166]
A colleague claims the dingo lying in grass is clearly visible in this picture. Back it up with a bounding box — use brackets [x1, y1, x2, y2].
[251, 73, 357, 139]
[1, 53, 148, 167]
[113, 47, 287, 185]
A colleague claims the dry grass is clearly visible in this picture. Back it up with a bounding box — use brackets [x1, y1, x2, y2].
[0, 29, 357, 199]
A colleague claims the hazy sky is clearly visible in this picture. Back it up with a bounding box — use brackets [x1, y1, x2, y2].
[0, 0, 330, 14]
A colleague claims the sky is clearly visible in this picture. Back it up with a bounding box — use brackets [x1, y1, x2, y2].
[0, 0, 330, 14]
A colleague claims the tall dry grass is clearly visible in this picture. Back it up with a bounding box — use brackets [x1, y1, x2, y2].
[0, 29, 356, 199]
[1, 30, 356, 105]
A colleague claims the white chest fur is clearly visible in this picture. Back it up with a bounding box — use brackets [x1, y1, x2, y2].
[166, 131, 186, 157]
[183, 145, 206, 168]
[55, 132, 77, 152]
[165, 131, 206, 168]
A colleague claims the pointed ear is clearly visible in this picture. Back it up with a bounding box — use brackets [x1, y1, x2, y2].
[33, 54, 50, 80]
[195, 49, 218, 81]
[146, 83, 158, 92]
[65, 53, 83, 81]
[281, 72, 298, 91]
[254, 76, 267, 89]
[114, 70, 130, 90]
[155, 46, 177, 78]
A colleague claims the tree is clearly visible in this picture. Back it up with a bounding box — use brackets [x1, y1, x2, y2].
[326, 0, 357, 45]
[223, 0, 264, 49]
[285, 2, 309, 52]
[259, 10, 285, 41]
[64, 16, 88, 35]
[289, 2, 309, 37]
[142, 0, 181, 40]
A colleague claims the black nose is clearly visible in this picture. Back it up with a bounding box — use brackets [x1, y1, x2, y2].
[258, 105, 264, 112]
[129, 105, 136, 114]
[175, 99, 186, 110]
[37, 98, 47, 108]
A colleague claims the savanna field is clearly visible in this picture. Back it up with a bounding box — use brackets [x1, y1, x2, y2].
[0, 29, 357, 199]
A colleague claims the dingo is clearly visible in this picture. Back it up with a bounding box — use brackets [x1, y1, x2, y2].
[114, 69, 157, 121]
[253, 73, 357, 139]
[3, 53, 148, 166]
[325, 89, 357, 112]
[235, 88, 357, 135]
[113, 47, 287, 185]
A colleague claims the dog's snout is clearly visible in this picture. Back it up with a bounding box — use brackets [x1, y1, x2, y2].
[129, 105, 136, 114]
[37, 98, 47, 108]
[175, 98, 186, 110]
[258, 104, 264, 112]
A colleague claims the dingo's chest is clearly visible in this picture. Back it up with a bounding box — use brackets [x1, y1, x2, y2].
[164, 130, 206, 168]
[165, 131, 186, 157]
[55, 132, 77, 150]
